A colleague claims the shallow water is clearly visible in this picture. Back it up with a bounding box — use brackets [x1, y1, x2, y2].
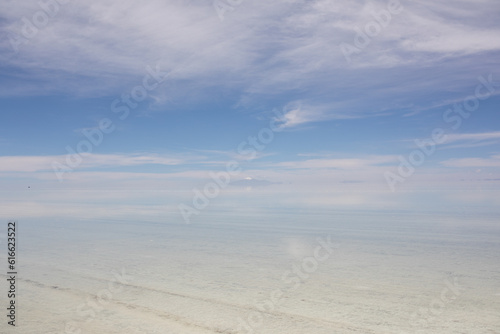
[1, 213, 499, 333]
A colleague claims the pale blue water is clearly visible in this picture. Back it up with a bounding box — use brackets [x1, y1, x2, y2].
[1, 213, 498, 333]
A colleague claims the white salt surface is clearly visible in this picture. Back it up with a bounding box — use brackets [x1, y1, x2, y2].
[1, 214, 499, 333]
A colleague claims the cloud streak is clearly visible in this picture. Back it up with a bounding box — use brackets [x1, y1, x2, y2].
[0, 153, 191, 172]
[272, 155, 398, 169]
[441, 154, 500, 168]
[445, 131, 500, 143]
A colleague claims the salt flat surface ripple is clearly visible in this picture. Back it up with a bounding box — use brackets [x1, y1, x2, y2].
[1, 216, 499, 333]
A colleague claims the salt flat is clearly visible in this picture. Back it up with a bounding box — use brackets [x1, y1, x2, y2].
[1, 213, 499, 333]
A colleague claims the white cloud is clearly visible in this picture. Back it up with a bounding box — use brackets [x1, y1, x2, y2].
[441, 154, 500, 167]
[446, 131, 500, 143]
[273, 100, 367, 129]
[190, 149, 274, 163]
[440, 131, 500, 149]
[0, 153, 191, 172]
[272, 155, 398, 169]
[273, 101, 327, 128]
[1, 0, 498, 116]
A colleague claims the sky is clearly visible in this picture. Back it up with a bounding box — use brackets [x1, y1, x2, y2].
[0, 0, 499, 224]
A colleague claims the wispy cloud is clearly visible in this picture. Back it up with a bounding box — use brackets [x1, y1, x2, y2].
[273, 101, 332, 128]
[446, 131, 500, 143]
[190, 149, 274, 163]
[442, 131, 500, 149]
[441, 154, 500, 168]
[0, 153, 192, 172]
[1, 0, 499, 115]
[271, 155, 398, 169]
[272, 100, 373, 129]
[398, 131, 500, 149]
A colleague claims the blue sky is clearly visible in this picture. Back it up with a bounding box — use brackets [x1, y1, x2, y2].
[1, 0, 499, 224]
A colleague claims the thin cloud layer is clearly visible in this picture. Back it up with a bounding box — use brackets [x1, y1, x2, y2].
[446, 131, 500, 143]
[441, 154, 500, 168]
[1, 0, 499, 115]
[0, 153, 190, 172]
